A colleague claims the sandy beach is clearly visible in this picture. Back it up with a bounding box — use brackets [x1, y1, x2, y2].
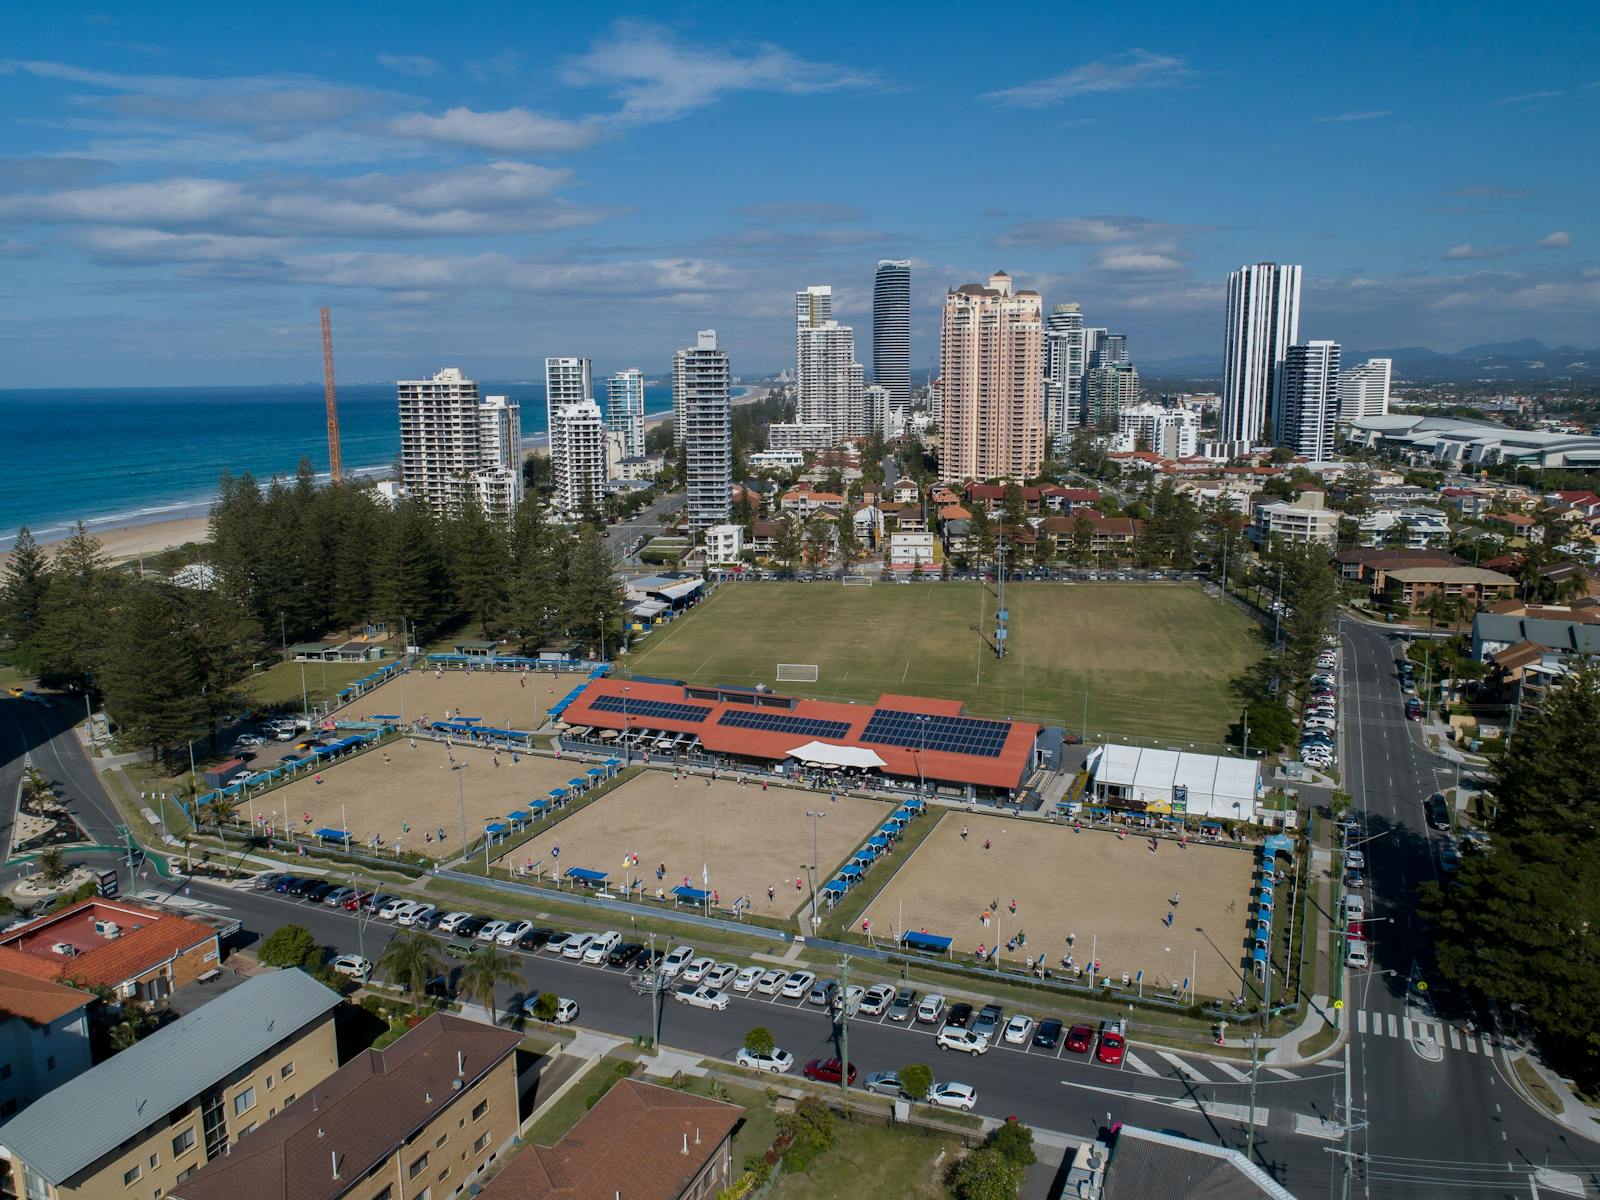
[18, 384, 773, 565]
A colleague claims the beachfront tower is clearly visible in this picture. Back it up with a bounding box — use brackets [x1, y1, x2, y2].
[1220, 262, 1302, 450]
[605, 368, 646, 459]
[873, 259, 912, 416]
[674, 330, 732, 530]
[398, 368, 522, 519]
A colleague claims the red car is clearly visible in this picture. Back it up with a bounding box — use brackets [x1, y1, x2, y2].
[1096, 1031, 1126, 1066]
[343, 890, 374, 911]
[1346, 921, 1365, 942]
[1065, 1023, 1095, 1054]
[801, 1058, 857, 1085]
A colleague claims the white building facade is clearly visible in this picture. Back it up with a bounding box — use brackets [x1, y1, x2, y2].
[872, 260, 912, 416]
[1279, 340, 1341, 460]
[796, 320, 866, 443]
[704, 524, 745, 564]
[545, 356, 592, 453]
[1337, 357, 1392, 425]
[675, 329, 733, 529]
[1220, 262, 1302, 446]
[550, 399, 608, 514]
[1116, 404, 1199, 459]
[1044, 302, 1086, 447]
[606, 368, 646, 458]
[398, 368, 523, 519]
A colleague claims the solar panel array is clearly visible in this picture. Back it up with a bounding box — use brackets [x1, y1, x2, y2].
[860, 708, 1011, 758]
[718, 709, 851, 739]
[590, 694, 711, 724]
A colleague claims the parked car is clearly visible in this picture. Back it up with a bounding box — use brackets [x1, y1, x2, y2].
[331, 954, 371, 981]
[801, 1058, 857, 1085]
[1424, 793, 1451, 831]
[731, 966, 764, 992]
[522, 996, 578, 1024]
[936, 1027, 990, 1056]
[607, 942, 644, 968]
[1033, 1019, 1064, 1050]
[343, 890, 375, 910]
[660, 945, 696, 978]
[454, 916, 489, 938]
[675, 985, 730, 1011]
[1342, 894, 1364, 922]
[944, 1002, 973, 1029]
[972, 1004, 1004, 1042]
[1096, 1027, 1127, 1066]
[705, 963, 738, 990]
[833, 985, 865, 1017]
[1065, 1023, 1095, 1054]
[413, 908, 445, 931]
[321, 886, 355, 907]
[476, 919, 510, 943]
[1003, 1014, 1036, 1045]
[1405, 698, 1423, 721]
[498, 920, 536, 947]
[584, 932, 623, 962]
[681, 956, 715, 984]
[807, 979, 839, 1007]
[633, 947, 656, 972]
[437, 911, 473, 933]
[916, 993, 946, 1024]
[755, 969, 787, 995]
[563, 933, 597, 960]
[780, 971, 816, 999]
[927, 1082, 977, 1111]
[1438, 839, 1462, 873]
[543, 932, 573, 955]
[864, 1071, 905, 1097]
[400, 905, 439, 928]
[378, 896, 413, 920]
[735, 1047, 794, 1073]
[888, 987, 918, 1022]
[1346, 941, 1371, 969]
[859, 984, 895, 1015]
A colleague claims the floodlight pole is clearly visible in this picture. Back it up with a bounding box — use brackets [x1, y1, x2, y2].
[454, 762, 469, 854]
[805, 810, 825, 931]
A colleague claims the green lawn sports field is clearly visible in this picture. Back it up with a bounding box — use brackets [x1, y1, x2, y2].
[623, 582, 1260, 744]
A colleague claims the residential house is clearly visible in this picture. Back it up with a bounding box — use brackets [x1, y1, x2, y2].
[1100, 1125, 1295, 1200]
[0, 969, 93, 1117]
[0, 899, 222, 1004]
[1042, 513, 1143, 560]
[889, 477, 921, 506]
[703, 525, 743, 565]
[1485, 511, 1540, 541]
[1333, 548, 1461, 592]
[1253, 491, 1340, 547]
[778, 490, 844, 520]
[0, 970, 341, 1200]
[1472, 607, 1600, 662]
[1548, 490, 1600, 518]
[476, 1079, 741, 1200]
[888, 528, 935, 570]
[746, 520, 780, 558]
[1439, 487, 1492, 519]
[171, 1015, 522, 1200]
[852, 504, 884, 549]
[1357, 507, 1452, 549]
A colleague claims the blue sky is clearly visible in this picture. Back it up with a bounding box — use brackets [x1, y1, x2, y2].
[1, 1, 1596, 387]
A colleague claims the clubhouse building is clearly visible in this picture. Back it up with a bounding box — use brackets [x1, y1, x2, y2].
[559, 677, 1047, 798]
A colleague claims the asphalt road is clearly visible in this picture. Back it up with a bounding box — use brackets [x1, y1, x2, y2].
[0, 694, 124, 852]
[1338, 616, 1600, 1197]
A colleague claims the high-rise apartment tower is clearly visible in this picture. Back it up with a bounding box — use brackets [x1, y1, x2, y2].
[674, 330, 732, 529]
[872, 260, 912, 415]
[1220, 263, 1302, 447]
[1280, 340, 1341, 460]
[606, 368, 646, 458]
[938, 272, 1045, 483]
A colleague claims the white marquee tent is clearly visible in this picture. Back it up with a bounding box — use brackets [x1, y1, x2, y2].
[1087, 744, 1260, 821]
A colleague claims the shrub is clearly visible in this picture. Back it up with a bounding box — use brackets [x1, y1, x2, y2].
[258, 924, 321, 969]
[529, 992, 559, 1021]
[899, 1062, 932, 1102]
[987, 1119, 1036, 1167]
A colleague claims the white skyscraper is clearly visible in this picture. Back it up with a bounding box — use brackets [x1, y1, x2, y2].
[398, 368, 522, 519]
[606, 368, 646, 458]
[544, 356, 592, 450]
[863, 384, 892, 438]
[550, 399, 608, 513]
[1280, 340, 1341, 460]
[675, 329, 732, 529]
[796, 320, 866, 442]
[1044, 302, 1086, 444]
[795, 284, 832, 409]
[1337, 357, 1392, 425]
[1220, 262, 1302, 447]
[1117, 404, 1200, 459]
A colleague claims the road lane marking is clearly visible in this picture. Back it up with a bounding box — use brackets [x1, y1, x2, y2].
[1267, 1067, 1298, 1080]
[1448, 1027, 1461, 1050]
[1123, 1052, 1158, 1076]
[1157, 1051, 1208, 1084]
[1356, 1010, 1368, 1034]
[1210, 1059, 1251, 1083]
[1481, 1035, 1496, 1056]
[1386, 1013, 1399, 1037]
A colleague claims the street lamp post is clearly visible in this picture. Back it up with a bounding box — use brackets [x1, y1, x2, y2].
[453, 762, 469, 853]
[623, 686, 631, 766]
[804, 810, 825, 930]
[914, 716, 928, 795]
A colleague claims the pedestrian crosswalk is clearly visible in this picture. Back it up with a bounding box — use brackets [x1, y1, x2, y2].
[1344, 1007, 1497, 1057]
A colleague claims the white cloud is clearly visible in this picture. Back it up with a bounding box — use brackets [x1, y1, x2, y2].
[0, 156, 114, 190]
[72, 227, 288, 264]
[376, 54, 438, 77]
[980, 50, 1191, 108]
[999, 215, 1172, 246]
[1091, 247, 1187, 274]
[385, 106, 605, 153]
[562, 20, 877, 125]
[1539, 230, 1573, 248]
[1443, 243, 1515, 260]
[336, 161, 575, 211]
[1315, 110, 1392, 123]
[1493, 89, 1564, 105]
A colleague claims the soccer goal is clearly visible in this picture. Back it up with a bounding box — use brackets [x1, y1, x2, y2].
[777, 664, 820, 683]
[842, 575, 873, 587]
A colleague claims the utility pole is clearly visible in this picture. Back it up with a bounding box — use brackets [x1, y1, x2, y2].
[647, 931, 661, 1047]
[320, 306, 344, 483]
[838, 955, 852, 1096]
[804, 811, 825, 931]
[1246, 1034, 1260, 1162]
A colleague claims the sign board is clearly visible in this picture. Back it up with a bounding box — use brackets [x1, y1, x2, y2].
[96, 868, 119, 898]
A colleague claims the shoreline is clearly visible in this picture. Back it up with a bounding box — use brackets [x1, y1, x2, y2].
[15, 384, 771, 563]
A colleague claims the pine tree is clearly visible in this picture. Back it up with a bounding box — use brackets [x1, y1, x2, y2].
[562, 528, 621, 657]
[100, 585, 207, 769]
[0, 527, 52, 673]
[445, 500, 508, 638]
[774, 515, 803, 576]
[37, 522, 116, 692]
[371, 497, 450, 641]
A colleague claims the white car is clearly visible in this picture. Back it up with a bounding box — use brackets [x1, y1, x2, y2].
[1003, 1015, 1035, 1045]
[497, 920, 535, 947]
[544, 932, 573, 955]
[780, 971, 816, 999]
[477, 919, 510, 943]
[332, 954, 371, 981]
[399, 904, 438, 928]
[681, 956, 715, 984]
[562, 933, 597, 959]
[859, 984, 895, 1015]
[927, 1082, 977, 1111]
[915, 993, 946, 1024]
[935, 1027, 990, 1056]
[379, 897, 416, 921]
[584, 932, 622, 963]
[1346, 850, 1366, 870]
[735, 1046, 795, 1073]
[704, 962, 738, 990]
[234, 734, 265, 749]
[437, 911, 473, 933]
[754, 969, 786, 995]
[675, 985, 731, 1011]
[530, 997, 578, 1024]
[660, 945, 695, 978]
[833, 985, 865, 1016]
[732, 966, 764, 993]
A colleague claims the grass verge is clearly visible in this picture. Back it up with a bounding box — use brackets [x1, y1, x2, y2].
[1512, 1057, 1563, 1116]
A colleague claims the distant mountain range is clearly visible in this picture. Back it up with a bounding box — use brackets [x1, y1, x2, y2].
[1143, 339, 1600, 384]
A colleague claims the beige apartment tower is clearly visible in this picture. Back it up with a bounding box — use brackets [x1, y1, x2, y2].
[938, 272, 1045, 483]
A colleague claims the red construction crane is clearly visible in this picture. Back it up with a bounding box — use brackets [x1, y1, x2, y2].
[320, 306, 343, 483]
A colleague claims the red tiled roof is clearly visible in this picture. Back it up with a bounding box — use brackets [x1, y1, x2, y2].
[0, 966, 93, 1026]
[0, 900, 217, 989]
[479, 1080, 741, 1200]
[563, 680, 1039, 791]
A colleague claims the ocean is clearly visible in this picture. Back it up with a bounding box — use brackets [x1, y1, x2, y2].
[0, 380, 678, 550]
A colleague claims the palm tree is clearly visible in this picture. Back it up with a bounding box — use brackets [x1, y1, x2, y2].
[201, 795, 237, 853]
[378, 931, 444, 1011]
[37, 846, 69, 885]
[458, 946, 523, 1023]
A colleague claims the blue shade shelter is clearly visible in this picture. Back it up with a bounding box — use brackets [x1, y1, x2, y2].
[568, 778, 588, 789]
[867, 834, 889, 849]
[672, 885, 710, 903]
[823, 880, 849, 896]
[484, 822, 508, 836]
[565, 867, 608, 884]
[507, 809, 531, 823]
[314, 828, 350, 843]
[529, 799, 549, 812]
[586, 767, 605, 780]
[900, 931, 953, 953]
[549, 787, 568, 799]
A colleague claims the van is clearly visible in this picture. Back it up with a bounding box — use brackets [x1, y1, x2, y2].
[1345, 941, 1370, 969]
[1342, 894, 1364, 923]
[583, 931, 622, 963]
